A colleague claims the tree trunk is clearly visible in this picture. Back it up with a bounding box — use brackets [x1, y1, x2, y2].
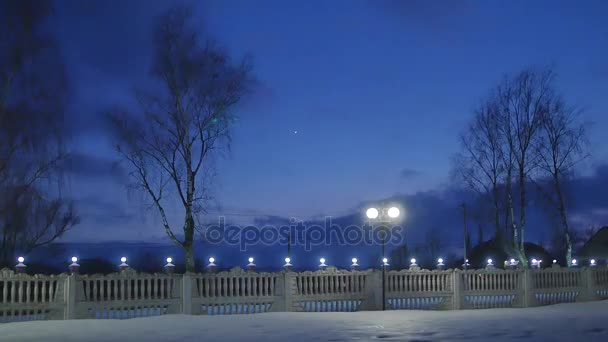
[184, 241, 195, 272]
[518, 166, 528, 267]
[553, 172, 572, 266]
[492, 184, 502, 239]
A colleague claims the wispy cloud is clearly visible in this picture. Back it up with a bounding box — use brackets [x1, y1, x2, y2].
[400, 168, 422, 179]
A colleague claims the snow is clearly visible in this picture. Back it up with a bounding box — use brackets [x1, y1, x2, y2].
[2, 301, 608, 341]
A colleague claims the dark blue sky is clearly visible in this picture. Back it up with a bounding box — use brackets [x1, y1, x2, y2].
[48, 0, 608, 245]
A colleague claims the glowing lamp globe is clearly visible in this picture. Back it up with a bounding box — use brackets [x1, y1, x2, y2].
[366, 208, 379, 219]
[285, 257, 291, 264]
[17, 256, 24, 263]
[166, 257, 173, 263]
[351, 258, 358, 264]
[410, 258, 416, 264]
[382, 258, 388, 264]
[120, 257, 127, 263]
[591, 259, 596, 265]
[438, 258, 444, 264]
[209, 257, 215, 263]
[248, 257, 254, 263]
[320, 258, 326, 264]
[572, 259, 577, 265]
[487, 258, 493, 265]
[387, 207, 400, 218]
[71, 257, 78, 263]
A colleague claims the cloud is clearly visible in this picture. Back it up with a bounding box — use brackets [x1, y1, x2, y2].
[400, 168, 422, 179]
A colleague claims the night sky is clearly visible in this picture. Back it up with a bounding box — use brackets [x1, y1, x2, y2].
[44, 0, 608, 260]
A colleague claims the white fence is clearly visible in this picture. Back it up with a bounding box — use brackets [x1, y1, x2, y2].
[1, 266, 608, 323]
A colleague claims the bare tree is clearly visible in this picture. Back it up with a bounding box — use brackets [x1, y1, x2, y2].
[454, 98, 505, 237]
[536, 100, 588, 266]
[456, 67, 568, 268]
[0, 0, 79, 267]
[497, 67, 556, 267]
[109, 6, 253, 272]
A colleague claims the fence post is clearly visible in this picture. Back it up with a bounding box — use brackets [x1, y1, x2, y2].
[581, 267, 597, 302]
[64, 274, 77, 320]
[361, 270, 382, 311]
[521, 269, 534, 307]
[452, 270, 464, 310]
[270, 271, 291, 312]
[182, 273, 193, 314]
[284, 271, 295, 312]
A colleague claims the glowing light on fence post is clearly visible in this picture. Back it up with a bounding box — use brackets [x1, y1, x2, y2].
[164, 257, 175, 274]
[207, 257, 217, 273]
[486, 258, 494, 267]
[350, 257, 359, 270]
[319, 258, 327, 270]
[69, 256, 80, 274]
[119, 256, 129, 271]
[284, 257, 293, 271]
[590, 259, 597, 266]
[531, 258, 539, 268]
[16, 256, 27, 273]
[571, 259, 578, 267]
[247, 257, 256, 272]
[382, 257, 389, 266]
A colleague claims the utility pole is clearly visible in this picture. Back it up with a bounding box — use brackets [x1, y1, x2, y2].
[460, 203, 468, 270]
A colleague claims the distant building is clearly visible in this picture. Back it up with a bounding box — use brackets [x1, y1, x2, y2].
[578, 227, 608, 260]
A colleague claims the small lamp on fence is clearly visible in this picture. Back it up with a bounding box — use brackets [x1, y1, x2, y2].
[531, 258, 539, 269]
[409, 258, 420, 270]
[462, 259, 470, 269]
[69, 257, 80, 274]
[247, 257, 256, 272]
[119, 256, 129, 271]
[207, 257, 217, 273]
[571, 259, 578, 267]
[590, 259, 597, 267]
[437, 258, 445, 270]
[319, 258, 327, 270]
[351, 258, 359, 271]
[15, 256, 27, 274]
[382, 257, 389, 267]
[551, 259, 560, 269]
[164, 257, 175, 274]
[509, 258, 518, 270]
[486, 258, 494, 269]
[283, 257, 292, 271]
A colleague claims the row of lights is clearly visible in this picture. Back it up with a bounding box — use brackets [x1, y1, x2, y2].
[14, 256, 602, 269]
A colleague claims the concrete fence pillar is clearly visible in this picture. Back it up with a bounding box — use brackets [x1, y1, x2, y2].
[182, 273, 193, 314]
[64, 274, 77, 320]
[521, 269, 534, 307]
[361, 270, 382, 311]
[581, 267, 597, 302]
[452, 270, 464, 310]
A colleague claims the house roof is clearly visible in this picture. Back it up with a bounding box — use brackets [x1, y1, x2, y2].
[578, 227, 608, 258]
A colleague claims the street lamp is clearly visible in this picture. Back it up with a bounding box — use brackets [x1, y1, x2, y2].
[366, 205, 402, 311]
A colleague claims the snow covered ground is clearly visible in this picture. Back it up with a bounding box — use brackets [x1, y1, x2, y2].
[2, 301, 608, 341]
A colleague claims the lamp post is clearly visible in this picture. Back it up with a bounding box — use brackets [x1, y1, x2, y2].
[366, 205, 401, 311]
[459, 203, 468, 270]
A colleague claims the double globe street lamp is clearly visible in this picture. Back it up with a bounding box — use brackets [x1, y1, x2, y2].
[366, 205, 401, 310]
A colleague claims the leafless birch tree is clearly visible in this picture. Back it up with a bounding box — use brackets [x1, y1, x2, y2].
[109, 6, 253, 271]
